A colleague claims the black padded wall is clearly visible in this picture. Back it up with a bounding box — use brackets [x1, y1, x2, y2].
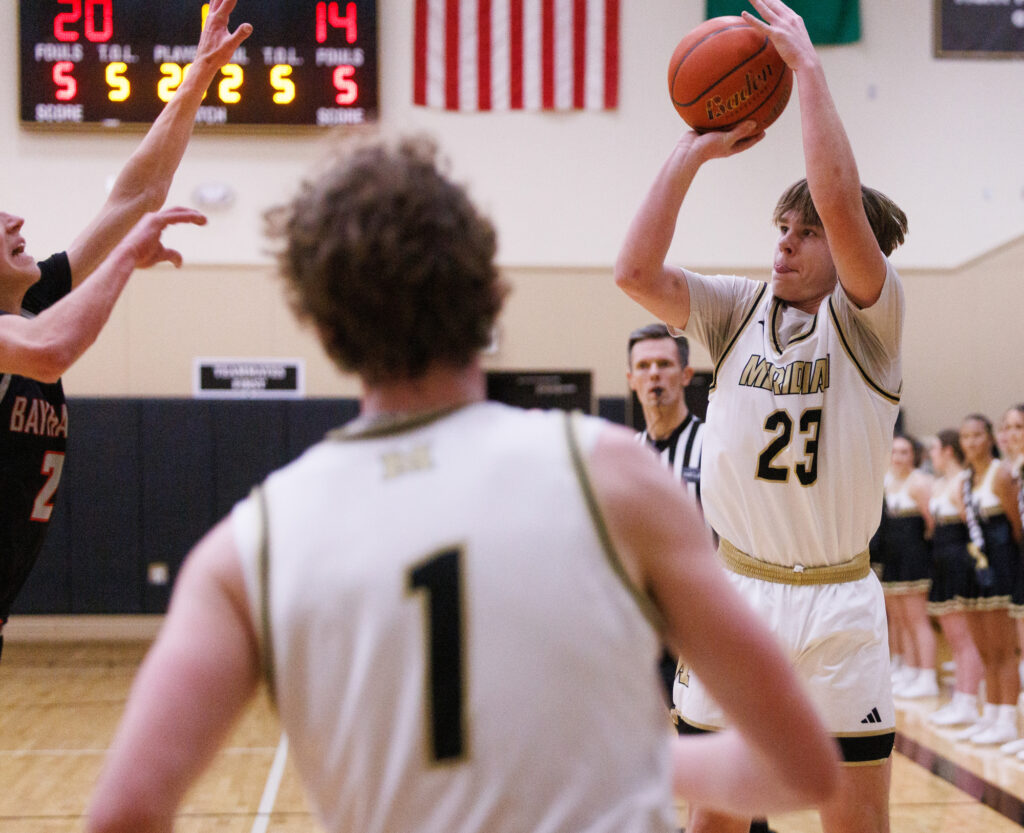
[13, 397, 360, 615]
[13, 395, 621, 615]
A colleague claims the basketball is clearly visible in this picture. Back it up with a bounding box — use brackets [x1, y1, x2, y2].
[668, 16, 792, 133]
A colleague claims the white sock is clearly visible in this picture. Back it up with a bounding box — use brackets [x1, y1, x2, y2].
[981, 702, 999, 724]
[953, 691, 977, 711]
[997, 704, 1019, 729]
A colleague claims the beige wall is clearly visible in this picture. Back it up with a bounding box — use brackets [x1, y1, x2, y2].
[4, 0, 1023, 269]
[64, 232, 1024, 440]
[899, 235, 1024, 437]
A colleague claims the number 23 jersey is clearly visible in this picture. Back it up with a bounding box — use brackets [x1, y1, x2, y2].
[0, 253, 71, 616]
[681, 261, 903, 569]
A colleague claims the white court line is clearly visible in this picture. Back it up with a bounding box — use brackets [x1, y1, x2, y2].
[0, 746, 278, 757]
[251, 733, 289, 833]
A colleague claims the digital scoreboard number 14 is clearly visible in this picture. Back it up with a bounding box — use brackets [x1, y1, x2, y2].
[19, 0, 379, 129]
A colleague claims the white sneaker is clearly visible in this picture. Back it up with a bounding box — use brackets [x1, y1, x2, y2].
[891, 666, 916, 687]
[891, 666, 917, 696]
[971, 723, 1018, 746]
[1000, 737, 1024, 755]
[897, 671, 940, 699]
[930, 700, 978, 727]
[953, 719, 993, 741]
[890, 657, 912, 681]
[928, 702, 957, 724]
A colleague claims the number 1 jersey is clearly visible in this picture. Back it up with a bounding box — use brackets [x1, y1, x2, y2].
[231, 402, 675, 833]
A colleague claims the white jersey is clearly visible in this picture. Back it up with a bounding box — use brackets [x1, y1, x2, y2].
[681, 262, 904, 568]
[232, 402, 675, 833]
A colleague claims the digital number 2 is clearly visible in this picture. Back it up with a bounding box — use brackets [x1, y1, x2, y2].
[31, 451, 65, 522]
[406, 547, 465, 762]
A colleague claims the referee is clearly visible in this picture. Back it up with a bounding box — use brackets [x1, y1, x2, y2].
[628, 324, 705, 508]
[627, 323, 706, 697]
[628, 323, 775, 833]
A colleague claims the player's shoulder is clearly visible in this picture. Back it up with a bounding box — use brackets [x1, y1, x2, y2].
[686, 270, 764, 306]
[22, 253, 72, 314]
[832, 257, 904, 312]
[592, 418, 646, 453]
[584, 420, 680, 500]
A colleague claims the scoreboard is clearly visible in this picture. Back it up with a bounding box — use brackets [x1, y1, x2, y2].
[19, 1, 379, 129]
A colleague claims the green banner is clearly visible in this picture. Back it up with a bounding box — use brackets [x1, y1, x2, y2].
[705, 1, 860, 45]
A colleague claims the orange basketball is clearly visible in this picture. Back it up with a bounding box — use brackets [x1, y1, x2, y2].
[668, 16, 792, 133]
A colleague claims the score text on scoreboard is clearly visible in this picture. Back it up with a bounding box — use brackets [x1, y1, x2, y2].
[19, 1, 379, 129]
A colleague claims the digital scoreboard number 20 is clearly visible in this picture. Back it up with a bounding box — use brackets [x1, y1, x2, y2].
[19, 0, 379, 129]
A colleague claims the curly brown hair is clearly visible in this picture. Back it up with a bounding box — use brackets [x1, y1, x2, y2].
[266, 134, 506, 383]
[772, 178, 908, 257]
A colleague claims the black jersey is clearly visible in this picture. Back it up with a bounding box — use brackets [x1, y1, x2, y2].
[0, 253, 72, 620]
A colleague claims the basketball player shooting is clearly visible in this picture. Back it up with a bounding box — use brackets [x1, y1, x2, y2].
[616, 1, 908, 832]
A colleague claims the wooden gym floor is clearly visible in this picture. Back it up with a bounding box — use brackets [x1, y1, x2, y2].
[2, 621, 1024, 833]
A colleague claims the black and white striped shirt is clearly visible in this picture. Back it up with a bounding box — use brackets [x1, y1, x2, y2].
[636, 412, 705, 506]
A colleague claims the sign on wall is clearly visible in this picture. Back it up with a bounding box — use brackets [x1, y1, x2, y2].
[485, 371, 592, 413]
[194, 358, 305, 398]
[935, 0, 1024, 58]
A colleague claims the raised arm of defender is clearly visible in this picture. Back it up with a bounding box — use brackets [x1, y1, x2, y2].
[65, 0, 251, 285]
[0, 209, 207, 383]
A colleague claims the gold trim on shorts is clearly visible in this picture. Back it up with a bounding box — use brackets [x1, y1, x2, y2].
[882, 579, 931, 596]
[718, 538, 871, 585]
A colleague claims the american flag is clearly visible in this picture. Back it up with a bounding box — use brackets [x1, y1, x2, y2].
[413, 0, 620, 111]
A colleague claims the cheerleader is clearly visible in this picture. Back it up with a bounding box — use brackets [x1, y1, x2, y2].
[880, 435, 937, 699]
[1002, 404, 1024, 757]
[955, 414, 1022, 747]
[925, 431, 983, 726]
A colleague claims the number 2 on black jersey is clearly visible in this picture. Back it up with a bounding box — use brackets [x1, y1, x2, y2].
[406, 547, 466, 762]
[31, 451, 65, 522]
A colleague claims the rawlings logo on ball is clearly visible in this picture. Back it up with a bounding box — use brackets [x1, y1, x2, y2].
[704, 62, 780, 124]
